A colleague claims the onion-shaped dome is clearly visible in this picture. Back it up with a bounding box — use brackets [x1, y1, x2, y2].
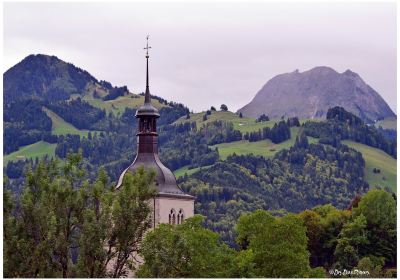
[135, 102, 160, 117]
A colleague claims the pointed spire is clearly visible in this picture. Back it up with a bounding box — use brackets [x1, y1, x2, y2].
[144, 35, 152, 104]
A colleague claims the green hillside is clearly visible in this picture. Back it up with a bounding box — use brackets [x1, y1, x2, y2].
[43, 107, 91, 137]
[175, 110, 322, 134]
[5, 108, 96, 165]
[213, 140, 273, 159]
[212, 127, 318, 160]
[4, 54, 98, 103]
[83, 92, 168, 115]
[175, 110, 243, 124]
[375, 117, 397, 130]
[175, 111, 281, 133]
[4, 141, 56, 164]
[342, 140, 396, 193]
[174, 165, 213, 178]
[232, 117, 277, 133]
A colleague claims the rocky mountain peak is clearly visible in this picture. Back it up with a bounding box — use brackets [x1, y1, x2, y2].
[238, 66, 395, 122]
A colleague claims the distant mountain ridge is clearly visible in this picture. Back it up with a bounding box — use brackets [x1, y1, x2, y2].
[238, 66, 396, 122]
[4, 54, 103, 103]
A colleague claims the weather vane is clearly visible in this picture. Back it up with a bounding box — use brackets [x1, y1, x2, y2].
[144, 35, 151, 58]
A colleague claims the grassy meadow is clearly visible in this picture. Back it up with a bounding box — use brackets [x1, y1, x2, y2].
[212, 127, 318, 160]
[174, 165, 213, 178]
[83, 92, 168, 115]
[342, 140, 396, 193]
[374, 117, 397, 130]
[4, 141, 57, 164]
[175, 110, 283, 133]
[43, 107, 91, 137]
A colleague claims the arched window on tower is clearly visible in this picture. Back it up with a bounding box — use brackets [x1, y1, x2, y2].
[169, 209, 176, 225]
[144, 118, 150, 132]
[178, 209, 184, 224]
[151, 118, 156, 132]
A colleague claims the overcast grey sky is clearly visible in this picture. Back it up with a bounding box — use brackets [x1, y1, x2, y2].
[4, 1, 397, 113]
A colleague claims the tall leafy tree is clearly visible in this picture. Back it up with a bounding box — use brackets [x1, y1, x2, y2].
[107, 168, 156, 277]
[137, 215, 236, 278]
[313, 205, 351, 268]
[355, 257, 394, 278]
[352, 189, 397, 267]
[76, 168, 113, 277]
[334, 214, 369, 269]
[298, 209, 324, 267]
[4, 157, 78, 277]
[3, 154, 156, 278]
[236, 210, 325, 278]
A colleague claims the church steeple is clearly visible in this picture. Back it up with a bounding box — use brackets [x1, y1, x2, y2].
[116, 36, 194, 230]
[116, 35, 193, 203]
[134, 35, 160, 155]
[144, 35, 151, 104]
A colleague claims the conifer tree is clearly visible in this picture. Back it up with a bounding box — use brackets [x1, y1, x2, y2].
[3, 153, 156, 278]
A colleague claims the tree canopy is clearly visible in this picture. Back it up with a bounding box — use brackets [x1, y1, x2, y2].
[3, 153, 156, 278]
[138, 215, 235, 278]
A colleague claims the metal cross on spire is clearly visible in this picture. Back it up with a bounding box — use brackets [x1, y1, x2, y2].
[144, 35, 151, 58]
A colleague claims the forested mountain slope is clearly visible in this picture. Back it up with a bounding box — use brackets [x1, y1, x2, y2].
[4, 56, 396, 227]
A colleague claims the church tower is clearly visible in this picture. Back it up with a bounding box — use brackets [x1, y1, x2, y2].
[116, 36, 194, 227]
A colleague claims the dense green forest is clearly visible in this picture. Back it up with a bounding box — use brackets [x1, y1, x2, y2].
[5, 102, 397, 245]
[46, 98, 107, 130]
[4, 54, 98, 103]
[4, 155, 396, 277]
[304, 107, 396, 158]
[4, 99, 54, 154]
[178, 133, 369, 245]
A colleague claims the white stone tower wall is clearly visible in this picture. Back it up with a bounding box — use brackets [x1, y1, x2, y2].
[153, 197, 194, 226]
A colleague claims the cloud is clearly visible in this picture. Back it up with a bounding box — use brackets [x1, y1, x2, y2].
[4, 2, 396, 113]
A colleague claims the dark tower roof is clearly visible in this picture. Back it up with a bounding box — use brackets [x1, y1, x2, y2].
[116, 36, 193, 200]
[116, 154, 191, 198]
